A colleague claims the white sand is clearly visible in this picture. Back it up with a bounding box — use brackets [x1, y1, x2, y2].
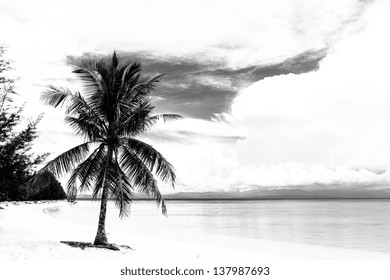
[1, 201, 390, 261]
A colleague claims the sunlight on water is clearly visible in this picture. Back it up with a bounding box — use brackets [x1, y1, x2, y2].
[46, 200, 390, 253]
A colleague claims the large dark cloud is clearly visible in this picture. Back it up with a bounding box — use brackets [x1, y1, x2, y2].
[66, 49, 327, 119]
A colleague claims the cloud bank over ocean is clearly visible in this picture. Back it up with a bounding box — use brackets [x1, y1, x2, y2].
[146, 0, 390, 193]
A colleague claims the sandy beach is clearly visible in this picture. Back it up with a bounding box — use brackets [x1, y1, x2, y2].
[1, 200, 390, 261]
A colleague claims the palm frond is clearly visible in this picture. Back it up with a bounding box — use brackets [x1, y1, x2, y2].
[115, 61, 142, 118]
[27, 169, 53, 193]
[28, 142, 93, 190]
[119, 145, 167, 215]
[111, 162, 133, 218]
[111, 51, 119, 70]
[121, 137, 176, 187]
[120, 61, 142, 89]
[64, 116, 104, 141]
[66, 180, 78, 202]
[150, 114, 183, 123]
[74, 66, 110, 118]
[117, 101, 155, 136]
[66, 92, 107, 129]
[131, 74, 165, 97]
[41, 86, 74, 108]
[91, 165, 107, 200]
[72, 68, 102, 98]
[66, 144, 107, 195]
[120, 74, 164, 109]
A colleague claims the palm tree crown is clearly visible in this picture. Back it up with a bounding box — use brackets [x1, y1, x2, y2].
[30, 52, 182, 245]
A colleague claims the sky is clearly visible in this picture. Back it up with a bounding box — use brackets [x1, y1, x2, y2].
[1, 0, 390, 194]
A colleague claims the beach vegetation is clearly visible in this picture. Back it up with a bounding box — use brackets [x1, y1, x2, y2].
[0, 46, 60, 201]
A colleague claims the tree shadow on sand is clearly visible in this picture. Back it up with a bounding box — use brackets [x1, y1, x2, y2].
[60, 241, 133, 251]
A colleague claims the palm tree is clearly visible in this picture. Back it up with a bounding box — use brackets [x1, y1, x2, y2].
[30, 52, 182, 245]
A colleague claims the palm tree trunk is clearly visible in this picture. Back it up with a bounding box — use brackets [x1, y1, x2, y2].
[94, 185, 109, 245]
[94, 146, 113, 245]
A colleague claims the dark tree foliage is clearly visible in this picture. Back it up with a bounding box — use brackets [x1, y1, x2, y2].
[28, 172, 66, 200]
[0, 46, 62, 201]
[0, 115, 47, 200]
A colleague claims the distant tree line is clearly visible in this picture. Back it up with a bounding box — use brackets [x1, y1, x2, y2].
[0, 46, 66, 201]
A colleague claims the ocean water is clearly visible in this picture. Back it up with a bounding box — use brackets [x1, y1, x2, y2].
[46, 199, 390, 253]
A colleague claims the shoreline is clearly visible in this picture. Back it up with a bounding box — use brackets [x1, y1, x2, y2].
[1, 200, 390, 260]
[75, 197, 390, 201]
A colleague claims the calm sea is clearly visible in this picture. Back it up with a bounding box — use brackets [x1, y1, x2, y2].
[46, 199, 390, 253]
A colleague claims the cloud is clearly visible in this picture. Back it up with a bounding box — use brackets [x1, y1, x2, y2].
[230, 0, 390, 169]
[144, 0, 390, 194]
[66, 49, 326, 119]
[143, 130, 244, 145]
[1, 0, 367, 113]
[203, 0, 390, 191]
